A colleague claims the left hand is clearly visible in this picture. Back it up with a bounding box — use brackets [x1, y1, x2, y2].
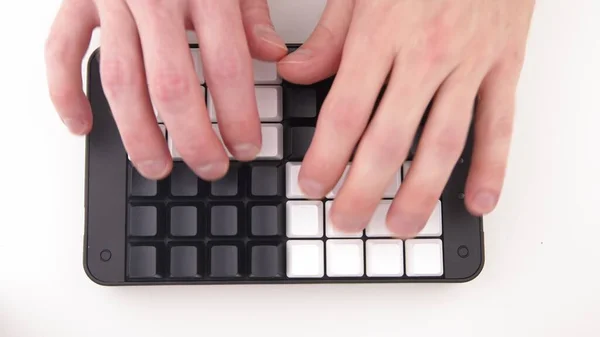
[278, 0, 536, 238]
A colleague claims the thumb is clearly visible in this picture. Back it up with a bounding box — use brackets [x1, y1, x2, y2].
[278, 0, 354, 85]
[240, 0, 288, 61]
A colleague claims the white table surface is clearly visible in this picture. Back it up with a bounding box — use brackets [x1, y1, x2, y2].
[1, 1, 599, 336]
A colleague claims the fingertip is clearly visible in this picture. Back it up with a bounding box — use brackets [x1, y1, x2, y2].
[62, 117, 92, 136]
[465, 189, 499, 216]
[135, 158, 173, 181]
[249, 24, 288, 61]
[386, 213, 426, 240]
[329, 205, 368, 233]
[195, 161, 230, 181]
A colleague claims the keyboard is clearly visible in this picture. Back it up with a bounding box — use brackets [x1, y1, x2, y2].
[84, 44, 484, 285]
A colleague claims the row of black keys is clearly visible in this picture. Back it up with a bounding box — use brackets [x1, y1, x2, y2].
[129, 243, 284, 279]
[129, 203, 284, 238]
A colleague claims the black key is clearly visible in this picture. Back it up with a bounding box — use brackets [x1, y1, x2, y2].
[210, 245, 239, 277]
[129, 206, 157, 237]
[128, 246, 158, 278]
[251, 205, 282, 236]
[287, 127, 315, 161]
[210, 205, 238, 236]
[211, 165, 239, 196]
[250, 245, 284, 278]
[170, 246, 199, 278]
[171, 163, 199, 196]
[284, 87, 317, 119]
[251, 166, 280, 196]
[170, 206, 198, 237]
[130, 167, 157, 196]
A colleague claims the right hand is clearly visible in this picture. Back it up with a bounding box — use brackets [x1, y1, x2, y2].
[45, 0, 288, 180]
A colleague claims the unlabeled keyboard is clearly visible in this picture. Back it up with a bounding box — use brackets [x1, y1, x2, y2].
[84, 44, 484, 285]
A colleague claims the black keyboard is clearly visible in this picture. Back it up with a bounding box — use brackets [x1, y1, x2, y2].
[83, 44, 484, 285]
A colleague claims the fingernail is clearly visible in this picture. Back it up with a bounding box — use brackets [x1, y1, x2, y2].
[196, 162, 228, 180]
[279, 48, 313, 64]
[137, 159, 169, 179]
[388, 214, 424, 239]
[254, 25, 287, 51]
[299, 178, 325, 198]
[473, 191, 498, 212]
[63, 118, 88, 135]
[330, 212, 367, 232]
[233, 143, 260, 161]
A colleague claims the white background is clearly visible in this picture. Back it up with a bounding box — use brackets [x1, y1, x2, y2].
[1, 0, 599, 336]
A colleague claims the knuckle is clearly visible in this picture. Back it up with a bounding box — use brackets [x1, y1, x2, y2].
[427, 127, 466, 159]
[149, 71, 192, 103]
[100, 59, 138, 96]
[491, 113, 514, 141]
[206, 54, 242, 82]
[326, 108, 366, 135]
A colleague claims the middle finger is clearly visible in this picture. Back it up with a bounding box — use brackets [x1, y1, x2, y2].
[127, 0, 230, 180]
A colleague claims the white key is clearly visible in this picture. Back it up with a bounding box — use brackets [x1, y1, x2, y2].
[383, 170, 402, 198]
[366, 239, 404, 277]
[207, 87, 282, 122]
[325, 201, 363, 238]
[326, 239, 364, 277]
[286, 162, 315, 199]
[326, 164, 401, 199]
[326, 165, 350, 199]
[418, 200, 442, 237]
[191, 48, 205, 84]
[405, 239, 444, 277]
[286, 201, 324, 238]
[402, 161, 412, 179]
[168, 130, 182, 161]
[365, 201, 393, 237]
[212, 124, 283, 160]
[255, 86, 283, 122]
[253, 59, 281, 84]
[286, 240, 324, 278]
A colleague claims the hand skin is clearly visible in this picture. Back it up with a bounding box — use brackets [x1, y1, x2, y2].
[45, 0, 288, 181]
[46, 0, 536, 239]
[278, 0, 536, 238]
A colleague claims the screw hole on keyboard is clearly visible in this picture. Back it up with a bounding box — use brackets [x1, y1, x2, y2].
[100, 249, 112, 262]
[457, 246, 469, 258]
[458, 193, 465, 200]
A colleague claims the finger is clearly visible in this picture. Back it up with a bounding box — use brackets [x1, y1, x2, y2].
[328, 52, 454, 233]
[278, 0, 354, 85]
[297, 15, 395, 200]
[127, 1, 229, 180]
[386, 63, 487, 238]
[240, 0, 288, 61]
[191, 0, 262, 161]
[94, 0, 172, 179]
[464, 57, 522, 215]
[45, 0, 98, 135]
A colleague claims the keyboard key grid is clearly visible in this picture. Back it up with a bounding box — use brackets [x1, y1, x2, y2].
[126, 49, 446, 283]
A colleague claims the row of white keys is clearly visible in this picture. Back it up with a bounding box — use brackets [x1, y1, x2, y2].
[286, 238, 443, 278]
[364, 200, 443, 237]
[326, 164, 402, 199]
[168, 124, 283, 160]
[207, 86, 283, 122]
[192, 50, 280, 84]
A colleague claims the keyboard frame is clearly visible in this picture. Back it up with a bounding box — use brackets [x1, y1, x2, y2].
[83, 45, 485, 286]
